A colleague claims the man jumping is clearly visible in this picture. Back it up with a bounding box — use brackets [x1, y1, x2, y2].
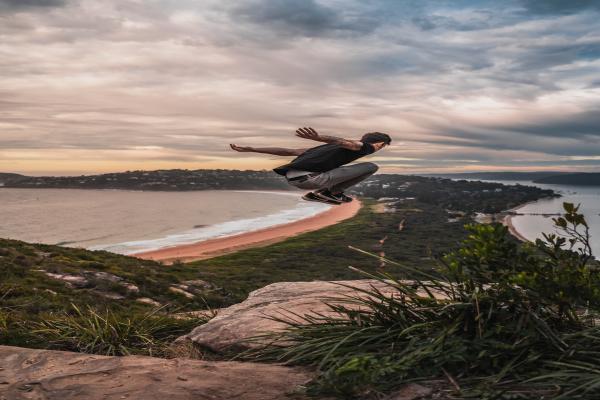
[230, 127, 391, 205]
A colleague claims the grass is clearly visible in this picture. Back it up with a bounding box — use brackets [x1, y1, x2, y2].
[186, 198, 467, 304]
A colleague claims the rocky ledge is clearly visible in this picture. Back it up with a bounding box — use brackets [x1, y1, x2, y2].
[179, 279, 399, 352]
[0, 346, 311, 400]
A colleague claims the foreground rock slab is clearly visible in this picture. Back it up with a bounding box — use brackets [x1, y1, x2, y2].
[0, 346, 311, 400]
[181, 279, 399, 352]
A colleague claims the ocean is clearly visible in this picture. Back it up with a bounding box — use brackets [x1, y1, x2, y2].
[0, 188, 330, 254]
[484, 181, 600, 257]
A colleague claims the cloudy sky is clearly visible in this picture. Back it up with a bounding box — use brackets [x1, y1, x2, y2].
[1, 0, 599, 175]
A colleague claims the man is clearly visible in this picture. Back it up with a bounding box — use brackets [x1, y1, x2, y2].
[230, 127, 391, 204]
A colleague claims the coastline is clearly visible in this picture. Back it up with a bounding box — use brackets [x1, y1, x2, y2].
[133, 199, 362, 264]
[502, 214, 529, 242]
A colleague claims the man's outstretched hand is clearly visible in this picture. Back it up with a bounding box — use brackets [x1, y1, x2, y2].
[295, 127, 322, 141]
[230, 144, 254, 152]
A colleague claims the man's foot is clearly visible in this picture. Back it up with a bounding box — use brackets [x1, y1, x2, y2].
[302, 192, 342, 205]
[315, 189, 353, 203]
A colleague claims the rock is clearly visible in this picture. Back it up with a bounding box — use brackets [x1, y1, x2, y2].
[86, 271, 140, 293]
[136, 297, 161, 307]
[169, 286, 195, 299]
[122, 283, 140, 293]
[179, 279, 399, 352]
[93, 290, 125, 300]
[87, 271, 123, 283]
[174, 309, 219, 321]
[43, 272, 88, 288]
[0, 345, 312, 400]
[385, 383, 433, 400]
[182, 279, 214, 290]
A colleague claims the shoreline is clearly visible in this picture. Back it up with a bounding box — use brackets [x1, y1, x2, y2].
[133, 199, 362, 264]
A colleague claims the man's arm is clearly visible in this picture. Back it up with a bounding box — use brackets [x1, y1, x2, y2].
[230, 144, 307, 156]
[295, 127, 362, 151]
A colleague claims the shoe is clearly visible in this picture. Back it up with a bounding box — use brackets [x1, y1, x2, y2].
[330, 192, 353, 203]
[313, 189, 345, 204]
[302, 192, 342, 205]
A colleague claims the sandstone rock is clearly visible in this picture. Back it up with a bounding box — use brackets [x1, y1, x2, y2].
[385, 383, 433, 400]
[40, 270, 140, 293]
[180, 279, 399, 352]
[0, 345, 311, 400]
[43, 272, 88, 288]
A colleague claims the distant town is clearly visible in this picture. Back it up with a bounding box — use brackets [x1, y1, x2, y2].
[0, 169, 556, 215]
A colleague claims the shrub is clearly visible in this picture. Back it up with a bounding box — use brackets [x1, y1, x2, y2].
[244, 203, 600, 399]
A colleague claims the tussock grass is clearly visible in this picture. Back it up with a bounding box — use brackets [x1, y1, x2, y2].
[243, 203, 600, 399]
[32, 304, 206, 357]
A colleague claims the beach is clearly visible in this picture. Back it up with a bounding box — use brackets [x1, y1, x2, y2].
[502, 213, 529, 242]
[133, 199, 362, 263]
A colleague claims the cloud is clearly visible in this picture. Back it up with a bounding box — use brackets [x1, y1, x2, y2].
[423, 109, 600, 158]
[227, 0, 377, 38]
[520, 0, 600, 15]
[0, 0, 599, 174]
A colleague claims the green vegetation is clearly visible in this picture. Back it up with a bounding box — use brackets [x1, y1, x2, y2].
[350, 174, 556, 213]
[244, 203, 600, 399]
[186, 198, 458, 303]
[0, 239, 215, 353]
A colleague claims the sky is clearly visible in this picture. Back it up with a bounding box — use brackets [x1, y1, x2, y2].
[1, 0, 599, 176]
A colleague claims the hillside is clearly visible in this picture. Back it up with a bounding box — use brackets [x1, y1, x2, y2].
[0, 169, 291, 191]
[427, 171, 569, 181]
[0, 173, 25, 185]
[534, 172, 600, 186]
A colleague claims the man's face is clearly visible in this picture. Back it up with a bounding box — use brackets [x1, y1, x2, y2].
[372, 142, 388, 151]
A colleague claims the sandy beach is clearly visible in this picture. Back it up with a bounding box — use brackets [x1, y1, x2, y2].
[502, 201, 537, 242]
[133, 199, 362, 263]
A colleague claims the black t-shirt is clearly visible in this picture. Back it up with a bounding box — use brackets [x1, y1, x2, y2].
[273, 142, 375, 176]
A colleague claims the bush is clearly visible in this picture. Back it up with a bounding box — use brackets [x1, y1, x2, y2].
[244, 203, 600, 399]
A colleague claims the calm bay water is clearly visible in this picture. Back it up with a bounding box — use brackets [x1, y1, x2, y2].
[0, 188, 329, 254]
[488, 181, 600, 257]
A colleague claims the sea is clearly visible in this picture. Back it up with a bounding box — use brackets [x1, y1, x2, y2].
[482, 181, 600, 257]
[0, 188, 330, 255]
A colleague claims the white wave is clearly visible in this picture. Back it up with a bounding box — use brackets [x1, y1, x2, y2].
[89, 196, 330, 255]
